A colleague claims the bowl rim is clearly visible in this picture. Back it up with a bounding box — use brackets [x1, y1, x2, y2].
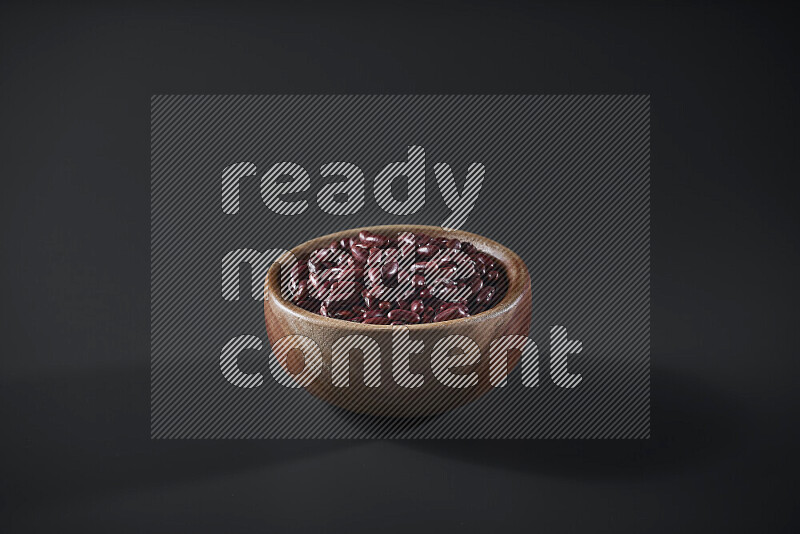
[264, 224, 529, 330]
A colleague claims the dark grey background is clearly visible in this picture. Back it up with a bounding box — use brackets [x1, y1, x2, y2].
[1, 0, 797, 532]
[151, 95, 649, 438]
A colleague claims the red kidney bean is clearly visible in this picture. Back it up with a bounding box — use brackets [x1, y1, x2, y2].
[364, 235, 389, 248]
[349, 243, 369, 264]
[486, 269, 500, 282]
[366, 266, 382, 284]
[324, 281, 361, 308]
[437, 299, 469, 313]
[294, 280, 309, 301]
[436, 262, 458, 279]
[359, 231, 388, 248]
[445, 238, 461, 250]
[309, 266, 340, 288]
[431, 280, 469, 302]
[397, 268, 413, 285]
[397, 233, 415, 246]
[412, 261, 432, 272]
[433, 306, 468, 323]
[476, 253, 494, 268]
[382, 260, 399, 279]
[362, 291, 377, 309]
[307, 259, 322, 274]
[378, 301, 392, 312]
[470, 277, 483, 295]
[309, 272, 330, 293]
[476, 285, 496, 305]
[388, 309, 420, 323]
[416, 244, 439, 258]
[290, 262, 307, 289]
[364, 248, 380, 265]
[412, 274, 425, 288]
[308, 249, 325, 262]
[364, 309, 385, 319]
[410, 299, 425, 315]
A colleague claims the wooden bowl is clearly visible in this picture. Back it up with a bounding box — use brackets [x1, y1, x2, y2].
[264, 225, 532, 417]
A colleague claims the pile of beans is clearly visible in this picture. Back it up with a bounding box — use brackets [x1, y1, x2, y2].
[287, 231, 509, 324]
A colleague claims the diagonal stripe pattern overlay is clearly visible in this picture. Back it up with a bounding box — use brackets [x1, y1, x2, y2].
[151, 95, 650, 439]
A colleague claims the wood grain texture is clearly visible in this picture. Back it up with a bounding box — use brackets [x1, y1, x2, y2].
[264, 225, 532, 417]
